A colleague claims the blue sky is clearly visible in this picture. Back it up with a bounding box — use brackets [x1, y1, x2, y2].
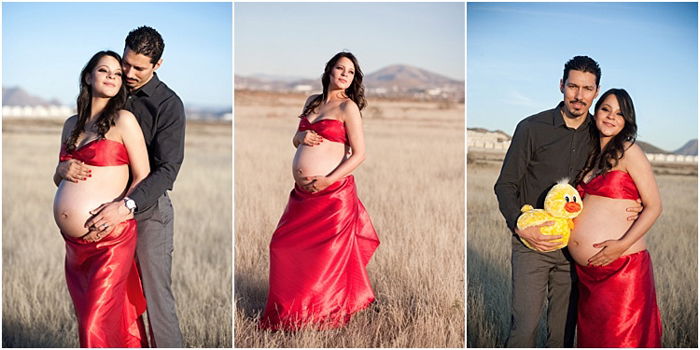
[468, 2, 698, 151]
[3, 2, 232, 109]
[235, 2, 465, 81]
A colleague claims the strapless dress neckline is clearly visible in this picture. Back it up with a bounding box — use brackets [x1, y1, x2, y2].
[60, 138, 129, 166]
[298, 116, 348, 144]
[578, 170, 640, 200]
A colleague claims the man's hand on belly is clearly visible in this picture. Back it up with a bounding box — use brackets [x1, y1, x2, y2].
[82, 201, 132, 242]
[515, 222, 560, 251]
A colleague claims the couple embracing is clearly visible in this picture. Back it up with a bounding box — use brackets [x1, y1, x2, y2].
[52, 26, 185, 347]
[496, 56, 663, 347]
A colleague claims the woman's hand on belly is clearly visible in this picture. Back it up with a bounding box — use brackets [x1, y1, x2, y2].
[294, 173, 313, 187]
[586, 238, 632, 266]
[301, 175, 333, 193]
[295, 130, 323, 147]
[56, 159, 92, 183]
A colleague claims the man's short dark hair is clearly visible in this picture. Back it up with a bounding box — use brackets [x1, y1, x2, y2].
[125, 26, 164, 65]
[563, 56, 601, 87]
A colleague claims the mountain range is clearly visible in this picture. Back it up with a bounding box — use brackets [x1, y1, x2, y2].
[235, 64, 464, 101]
[3, 87, 62, 106]
[673, 139, 698, 156]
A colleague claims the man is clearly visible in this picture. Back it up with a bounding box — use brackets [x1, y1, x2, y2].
[57, 26, 185, 347]
[494, 56, 601, 347]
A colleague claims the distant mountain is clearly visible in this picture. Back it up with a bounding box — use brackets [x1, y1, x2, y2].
[3, 86, 62, 106]
[365, 64, 460, 89]
[673, 139, 698, 156]
[636, 141, 669, 154]
[235, 64, 464, 101]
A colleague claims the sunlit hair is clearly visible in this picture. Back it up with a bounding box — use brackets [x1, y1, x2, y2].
[65, 51, 127, 152]
[575, 88, 638, 185]
[563, 55, 601, 87]
[301, 52, 367, 118]
[125, 26, 164, 65]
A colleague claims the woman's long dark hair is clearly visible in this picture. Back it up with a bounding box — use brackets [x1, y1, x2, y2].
[65, 50, 127, 152]
[301, 52, 367, 117]
[574, 88, 638, 185]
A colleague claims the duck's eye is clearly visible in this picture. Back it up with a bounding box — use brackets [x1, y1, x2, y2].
[565, 195, 570, 202]
[573, 196, 577, 203]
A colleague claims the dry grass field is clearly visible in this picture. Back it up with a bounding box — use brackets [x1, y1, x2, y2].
[2, 119, 232, 347]
[467, 158, 698, 347]
[234, 91, 465, 347]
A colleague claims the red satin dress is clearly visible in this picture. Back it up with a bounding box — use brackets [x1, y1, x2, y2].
[576, 170, 662, 347]
[60, 139, 148, 348]
[259, 117, 380, 331]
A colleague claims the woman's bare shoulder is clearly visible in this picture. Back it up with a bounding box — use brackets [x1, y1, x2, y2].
[114, 109, 138, 125]
[116, 109, 136, 120]
[114, 110, 142, 135]
[338, 98, 360, 116]
[620, 142, 650, 171]
[624, 142, 645, 157]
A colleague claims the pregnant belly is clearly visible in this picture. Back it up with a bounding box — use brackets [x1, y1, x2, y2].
[569, 195, 646, 265]
[292, 141, 347, 185]
[53, 166, 129, 238]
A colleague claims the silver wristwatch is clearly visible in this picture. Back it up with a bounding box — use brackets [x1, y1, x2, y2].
[124, 197, 137, 213]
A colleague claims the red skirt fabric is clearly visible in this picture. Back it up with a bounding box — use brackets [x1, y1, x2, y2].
[259, 175, 380, 331]
[576, 250, 662, 347]
[64, 219, 148, 347]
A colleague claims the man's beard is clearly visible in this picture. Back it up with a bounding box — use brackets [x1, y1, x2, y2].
[565, 100, 588, 117]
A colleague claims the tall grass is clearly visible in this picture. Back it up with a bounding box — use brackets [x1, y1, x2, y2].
[467, 160, 697, 347]
[234, 91, 465, 347]
[2, 120, 232, 347]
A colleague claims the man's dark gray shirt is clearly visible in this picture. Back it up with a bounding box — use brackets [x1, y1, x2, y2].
[125, 72, 186, 214]
[494, 102, 593, 232]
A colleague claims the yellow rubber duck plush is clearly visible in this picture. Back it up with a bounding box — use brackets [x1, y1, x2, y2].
[516, 179, 583, 252]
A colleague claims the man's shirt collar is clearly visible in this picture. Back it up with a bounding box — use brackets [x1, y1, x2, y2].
[554, 101, 592, 130]
[131, 72, 160, 97]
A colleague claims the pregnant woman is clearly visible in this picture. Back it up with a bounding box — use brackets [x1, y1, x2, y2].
[53, 51, 150, 347]
[569, 88, 662, 347]
[259, 52, 380, 331]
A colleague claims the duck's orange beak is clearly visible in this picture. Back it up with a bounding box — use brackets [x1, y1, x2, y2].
[565, 202, 581, 213]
